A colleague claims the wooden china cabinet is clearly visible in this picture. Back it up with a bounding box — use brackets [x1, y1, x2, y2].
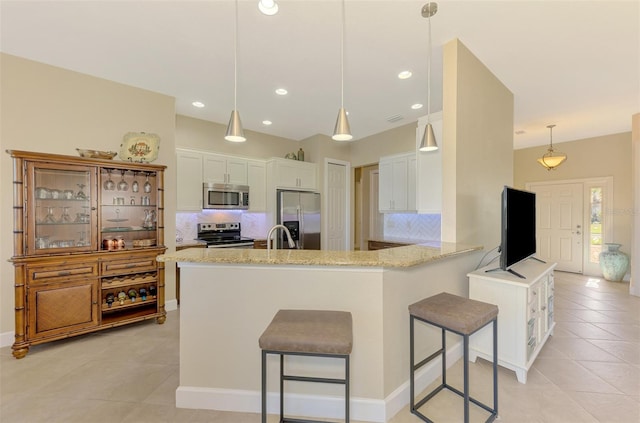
[7, 150, 167, 359]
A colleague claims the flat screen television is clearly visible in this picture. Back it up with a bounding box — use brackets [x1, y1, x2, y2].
[487, 186, 539, 278]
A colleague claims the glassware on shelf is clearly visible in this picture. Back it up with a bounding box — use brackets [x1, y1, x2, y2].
[103, 169, 115, 191]
[43, 206, 56, 224]
[117, 170, 129, 191]
[59, 206, 72, 223]
[132, 171, 139, 193]
[143, 173, 152, 193]
[76, 183, 87, 200]
[35, 236, 49, 249]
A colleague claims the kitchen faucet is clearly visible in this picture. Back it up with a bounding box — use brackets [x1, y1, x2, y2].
[266, 224, 296, 252]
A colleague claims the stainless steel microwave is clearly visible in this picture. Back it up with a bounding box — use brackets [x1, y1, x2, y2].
[202, 183, 249, 210]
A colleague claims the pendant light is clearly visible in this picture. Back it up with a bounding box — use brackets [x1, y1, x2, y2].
[537, 124, 567, 170]
[332, 0, 352, 141]
[225, 0, 246, 142]
[419, 2, 438, 152]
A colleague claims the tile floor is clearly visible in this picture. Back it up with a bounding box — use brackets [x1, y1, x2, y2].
[1, 271, 638, 422]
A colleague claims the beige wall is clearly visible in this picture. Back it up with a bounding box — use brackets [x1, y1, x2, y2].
[514, 131, 633, 260]
[441, 39, 514, 247]
[632, 114, 639, 296]
[176, 114, 298, 160]
[349, 122, 417, 168]
[0, 53, 177, 335]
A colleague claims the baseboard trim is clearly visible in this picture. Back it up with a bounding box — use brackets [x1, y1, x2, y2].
[165, 299, 178, 311]
[176, 341, 463, 422]
[0, 331, 15, 349]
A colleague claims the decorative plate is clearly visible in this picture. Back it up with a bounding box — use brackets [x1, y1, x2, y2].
[76, 149, 117, 160]
[119, 132, 160, 163]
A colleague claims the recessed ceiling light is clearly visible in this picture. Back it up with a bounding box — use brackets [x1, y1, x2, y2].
[192, 101, 205, 108]
[262, 120, 273, 126]
[411, 103, 423, 110]
[258, 0, 279, 16]
[398, 70, 412, 79]
[275, 88, 288, 95]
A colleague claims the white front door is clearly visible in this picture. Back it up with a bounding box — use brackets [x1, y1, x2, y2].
[325, 160, 350, 250]
[530, 183, 583, 273]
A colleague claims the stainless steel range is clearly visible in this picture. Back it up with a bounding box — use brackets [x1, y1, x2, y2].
[196, 222, 254, 248]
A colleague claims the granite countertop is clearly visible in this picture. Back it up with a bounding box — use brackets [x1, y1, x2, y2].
[157, 242, 481, 268]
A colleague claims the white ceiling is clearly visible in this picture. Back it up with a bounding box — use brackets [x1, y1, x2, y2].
[1, 0, 638, 149]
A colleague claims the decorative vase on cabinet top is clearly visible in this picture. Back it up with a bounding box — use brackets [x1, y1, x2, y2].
[599, 243, 629, 282]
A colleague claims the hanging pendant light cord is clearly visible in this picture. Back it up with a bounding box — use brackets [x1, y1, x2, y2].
[234, 0, 238, 112]
[340, 0, 345, 109]
[426, 10, 432, 124]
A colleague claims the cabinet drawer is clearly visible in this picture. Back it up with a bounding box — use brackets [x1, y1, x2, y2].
[101, 253, 158, 276]
[27, 262, 99, 284]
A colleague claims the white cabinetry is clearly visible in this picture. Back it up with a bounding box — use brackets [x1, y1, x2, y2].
[247, 159, 266, 212]
[415, 113, 442, 214]
[203, 153, 248, 185]
[267, 158, 317, 190]
[176, 149, 204, 211]
[467, 260, 556, 383]
[378, 152, 416, 212]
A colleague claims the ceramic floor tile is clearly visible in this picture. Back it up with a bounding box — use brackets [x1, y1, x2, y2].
[561, 322, 626, 340]
[587, 339, 640, 365]
[578, 360, 640, 396]
[1, 275, 638, 423]
[532, 358, 621, 394]
[592, 323, 640, 342]
[567, 391, 640, 423]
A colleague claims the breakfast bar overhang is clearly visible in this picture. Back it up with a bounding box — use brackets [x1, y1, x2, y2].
[157, 243, 483, 423]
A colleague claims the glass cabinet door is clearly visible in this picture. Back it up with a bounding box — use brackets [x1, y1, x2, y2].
[27, 162, 97, 255]
[100, 168, 158, 250]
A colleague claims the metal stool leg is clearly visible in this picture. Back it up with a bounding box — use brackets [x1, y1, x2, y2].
[262, 350, 267, 423]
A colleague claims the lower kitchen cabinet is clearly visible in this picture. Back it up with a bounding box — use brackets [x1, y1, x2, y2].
[467, 259, 556, 383]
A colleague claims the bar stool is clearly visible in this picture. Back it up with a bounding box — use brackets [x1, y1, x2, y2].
[408, 292, 498, 423]
[259, 309, 353, 423]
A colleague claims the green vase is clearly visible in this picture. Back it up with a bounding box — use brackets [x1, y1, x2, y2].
[599, 243, 629, 282]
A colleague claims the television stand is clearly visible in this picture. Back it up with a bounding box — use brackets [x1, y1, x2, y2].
[485, 256, 546, 279]
[485, 267, 525, 279]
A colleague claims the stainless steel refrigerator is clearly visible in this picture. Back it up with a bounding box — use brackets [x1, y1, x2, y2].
[276, 190, 321, 250]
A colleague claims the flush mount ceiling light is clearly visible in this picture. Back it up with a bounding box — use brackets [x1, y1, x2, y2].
[537, 124, 567, 170]
[258, 0, 278, 16]
[418, 2, 438, 152]
[225, 0, 246, 143]
[332, 0, 352, 141]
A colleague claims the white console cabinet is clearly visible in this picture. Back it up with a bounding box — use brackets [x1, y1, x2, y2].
[467, 260, 556, 383]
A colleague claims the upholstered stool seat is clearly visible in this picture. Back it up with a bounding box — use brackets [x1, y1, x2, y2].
[409, 292, 498, 423]
[260, 309, 352, 423]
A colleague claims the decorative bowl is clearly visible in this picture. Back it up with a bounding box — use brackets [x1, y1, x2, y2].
[76, 149, 117, 160]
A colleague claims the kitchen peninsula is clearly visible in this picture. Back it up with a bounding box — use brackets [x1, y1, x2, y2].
[158, 243, 483, 422]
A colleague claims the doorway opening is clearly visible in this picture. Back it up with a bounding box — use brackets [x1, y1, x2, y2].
[354, 164, 381, 251]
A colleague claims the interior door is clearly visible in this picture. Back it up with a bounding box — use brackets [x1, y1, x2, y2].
[326, 162, 347, 250]
[530, 183, 583, 273]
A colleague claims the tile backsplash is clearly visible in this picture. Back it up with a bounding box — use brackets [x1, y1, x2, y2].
[383, 213, 441, 241]
[176, 211, 269, 242]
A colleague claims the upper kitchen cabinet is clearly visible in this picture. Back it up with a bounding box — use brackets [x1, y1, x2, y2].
[203, 152, 248, 185]
[267, 158, 318, 190]
[176, 149, 203, 211]
[247, 159, 266, 212]
[379, 152, 416, 213]
[415, 113, 443, 214]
